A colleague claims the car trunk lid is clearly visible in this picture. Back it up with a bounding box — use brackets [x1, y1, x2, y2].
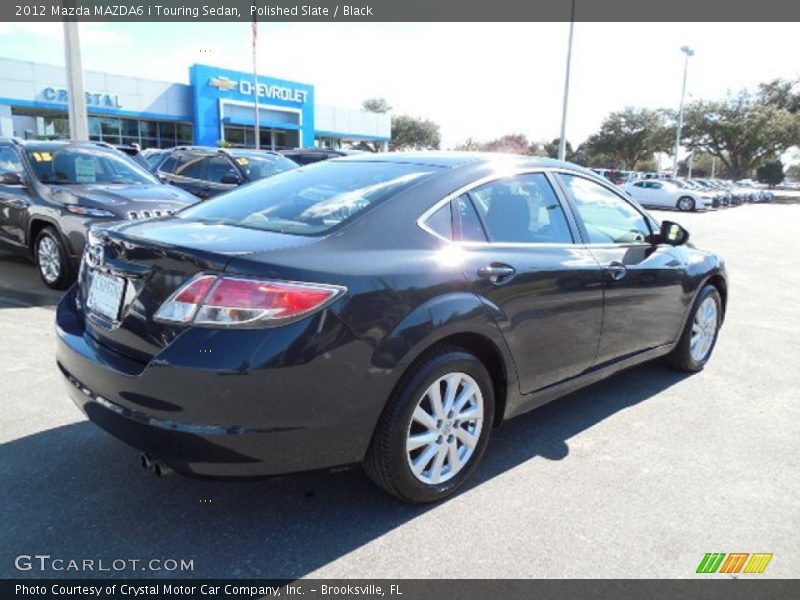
[79, 218, 317, 362]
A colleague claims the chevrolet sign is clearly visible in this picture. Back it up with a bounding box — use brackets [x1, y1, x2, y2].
[208, 76, 308, 104]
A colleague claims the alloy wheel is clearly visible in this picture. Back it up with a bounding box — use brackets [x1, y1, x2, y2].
[37, 235, 62, 284]
[690, 296, 718, 363]
[405, 372, 484, 485]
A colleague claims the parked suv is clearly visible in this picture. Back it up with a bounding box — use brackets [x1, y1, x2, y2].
[0, 138, 197, 289]
[155, 147, 298, 199]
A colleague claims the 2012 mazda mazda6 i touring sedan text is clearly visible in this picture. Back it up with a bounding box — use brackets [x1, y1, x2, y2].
[55, 153, 727, 503]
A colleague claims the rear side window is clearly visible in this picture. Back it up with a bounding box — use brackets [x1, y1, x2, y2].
[157, 155, 178, 173]
[179, 161, 436, 236]
[454, 194, 487, 242]
[424, 203, 453, 240]
[469, 173, 573, 244]
[174, 154, 207, 179]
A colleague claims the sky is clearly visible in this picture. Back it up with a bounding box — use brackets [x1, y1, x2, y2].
[0, 21, 799, 151]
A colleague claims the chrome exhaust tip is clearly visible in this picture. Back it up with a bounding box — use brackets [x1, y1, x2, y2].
[140, 453, 153, 470]
[153, 461, 173, 478]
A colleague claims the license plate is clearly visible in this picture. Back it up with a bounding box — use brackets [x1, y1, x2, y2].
[87, 271, 125, 321]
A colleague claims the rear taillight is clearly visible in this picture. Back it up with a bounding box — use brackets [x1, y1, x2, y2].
[154, 275, 345, 327]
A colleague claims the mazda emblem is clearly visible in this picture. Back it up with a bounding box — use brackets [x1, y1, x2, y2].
[86, 244, 105, 269]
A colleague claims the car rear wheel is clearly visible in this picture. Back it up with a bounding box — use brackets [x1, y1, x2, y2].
[363, 346, 495, 503]
[667, 284, 722, 372]
[677, 196, 695, 212]
[35, 226, 71, 290]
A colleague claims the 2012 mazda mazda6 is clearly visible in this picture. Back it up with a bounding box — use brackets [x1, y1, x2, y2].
[55, 152, 727, 503]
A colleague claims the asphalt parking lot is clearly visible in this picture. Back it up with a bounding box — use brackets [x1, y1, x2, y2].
[1, 203, 798, 579]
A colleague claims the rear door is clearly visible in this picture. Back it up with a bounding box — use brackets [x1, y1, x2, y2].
[555, 172, 688, 365]
[424, 171, 604, 394]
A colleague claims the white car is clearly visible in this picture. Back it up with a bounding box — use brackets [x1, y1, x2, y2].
[621, 179, 713, 211]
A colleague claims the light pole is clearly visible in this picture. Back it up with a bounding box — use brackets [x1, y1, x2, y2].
[63, 20, 89, 140]
[558, 0, 576, 161]
[672, 45, 694, 177]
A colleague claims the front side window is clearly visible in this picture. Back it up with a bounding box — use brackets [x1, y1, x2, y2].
[468, 173, 573, 244]
[179, 161, 436, 236]
[206, 156, 239, 183]
[25, 146, 158, 185]
[559, 174, 651, 244]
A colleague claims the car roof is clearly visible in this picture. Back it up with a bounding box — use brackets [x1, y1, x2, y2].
[0, 139, 119, 152]
[333, 151, 593, 172]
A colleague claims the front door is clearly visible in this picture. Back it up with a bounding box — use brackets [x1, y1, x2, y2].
[556, 173, 688, 365]
[0, 145, 30, 246]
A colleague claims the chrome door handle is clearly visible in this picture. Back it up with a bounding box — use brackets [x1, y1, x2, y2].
[603, 262, 627, 281]
[477, 264, 516, 284]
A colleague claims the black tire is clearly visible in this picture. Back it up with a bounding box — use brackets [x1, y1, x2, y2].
[677, 196, 696, 212]
[34, 226, 72, 290]
[667, 284, 722, 372]
[363, 346, 495, 503]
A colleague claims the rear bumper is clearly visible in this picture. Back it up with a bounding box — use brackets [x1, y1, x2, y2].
[55, 286, 386, 478]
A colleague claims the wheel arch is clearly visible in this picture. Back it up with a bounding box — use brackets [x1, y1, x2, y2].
[705, 273, 728, 323]
[28, 216, 62, 251]
[371, 293, 517, 429]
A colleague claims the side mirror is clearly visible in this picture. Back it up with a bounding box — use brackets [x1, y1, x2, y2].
[659, 220, 689, 246]
[1, 172, 24, 186]
[220, 174, 241, 185]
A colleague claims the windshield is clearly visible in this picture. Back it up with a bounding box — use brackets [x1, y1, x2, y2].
[178, 160, 437, 236]
[230, 152, 298, 181]
[26, 146, 158, 185]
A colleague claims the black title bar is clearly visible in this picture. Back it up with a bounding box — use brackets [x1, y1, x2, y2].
[4, 0, 800, 22]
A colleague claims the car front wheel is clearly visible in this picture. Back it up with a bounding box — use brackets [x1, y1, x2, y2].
[667, 284, 722, 372]
[35, 226, 72, 290]
[364, 347, 495, 503]
[677, 196, 696, 211]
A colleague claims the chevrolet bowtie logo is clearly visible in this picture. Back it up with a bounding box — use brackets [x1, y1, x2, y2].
[208, 76, 237, 91]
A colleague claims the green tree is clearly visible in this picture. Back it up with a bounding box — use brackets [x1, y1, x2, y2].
[756, 160, 784, 187]
[682, 91, 800, 179]
[361, 97, 392, 114]
[786, 163, 800, 181]
[677, 152, 726, 178]
[390, 115, 441, 151]
[758, 78, 800, 113]
[582, 108, 673, 170]
[453, 134, 543, 155]
[543, 138, 575, 160]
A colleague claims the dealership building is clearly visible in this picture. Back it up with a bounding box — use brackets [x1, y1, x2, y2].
[0, 57, 391, 151]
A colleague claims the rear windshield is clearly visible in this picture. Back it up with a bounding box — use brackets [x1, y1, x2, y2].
[229, 152, 298, 181]
[178, 161, 437, 236]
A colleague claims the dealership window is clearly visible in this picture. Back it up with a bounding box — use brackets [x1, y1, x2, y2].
[222, 125, 299, 150]
[82, 116, 192, 148]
